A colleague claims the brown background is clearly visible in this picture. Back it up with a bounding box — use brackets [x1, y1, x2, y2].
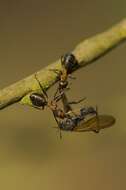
[0, 0, 126, 189]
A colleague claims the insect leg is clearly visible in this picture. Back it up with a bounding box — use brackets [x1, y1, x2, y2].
[61, 93, 73, 113]
[68, 75, 76, 80]
[34, 73, 48, 99]
[93, 106, 100, 133]
[52, 111, 62, 139]
[53, 86, 60, 100]
[68, 97, 86, 105]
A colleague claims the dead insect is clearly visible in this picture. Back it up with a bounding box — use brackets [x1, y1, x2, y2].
[54, 93, 115, 135]
[58, 106, 98, 132]
[73, 114, 116, 133]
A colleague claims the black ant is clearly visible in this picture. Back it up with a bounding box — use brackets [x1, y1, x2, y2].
[30, 74, 98, 137]
[50, 53, 79, 98]
[30, 73, 85, 118]
[30, 74, 66, 120]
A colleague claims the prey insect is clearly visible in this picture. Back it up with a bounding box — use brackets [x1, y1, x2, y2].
[56, 93, 99, 133]
[56, 93, 115, 134]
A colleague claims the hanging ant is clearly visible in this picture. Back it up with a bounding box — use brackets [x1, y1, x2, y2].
[30, 73, 98, 137]
[50, 53, 79, 98]
[30, 73, 86, 118]
[30, 74, 66, 120]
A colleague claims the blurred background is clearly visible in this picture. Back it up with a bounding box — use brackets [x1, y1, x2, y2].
[0, 0, 126, 189]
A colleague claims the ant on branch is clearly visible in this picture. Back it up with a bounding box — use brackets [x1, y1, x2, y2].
[50, 53, 79, 98]
[30, 74, 98, 138]
[30, 74, 66, 120]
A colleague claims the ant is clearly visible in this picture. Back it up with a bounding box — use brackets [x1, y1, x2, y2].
[30, 74, 98, 137]
[30, 74, 66, 120]
[30, 73, 84, 120]
[50, 53, 79, 98]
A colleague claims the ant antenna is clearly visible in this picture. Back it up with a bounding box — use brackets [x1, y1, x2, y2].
[34, 73, 48, 99]
[68, 97, 86, 105]
[52, 112, 62, 139]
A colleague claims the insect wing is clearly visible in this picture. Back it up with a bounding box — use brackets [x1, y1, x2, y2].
[73, 115, 115, 132]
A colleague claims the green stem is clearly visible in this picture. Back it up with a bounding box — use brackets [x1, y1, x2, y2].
[0, 19, 126, 109]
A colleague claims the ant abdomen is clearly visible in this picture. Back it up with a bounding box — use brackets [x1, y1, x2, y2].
[61, 53, 78, 74]
[30, 93, 47, 109]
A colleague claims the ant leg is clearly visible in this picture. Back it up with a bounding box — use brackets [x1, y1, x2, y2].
[52, 111, 62, 139]
[53, 87, 69, 102]
[95, 105, 98, 116]
[34, 73, 48, 99]
[53, 86, 60, 100]
[49, 69, 62, 99]
[54, 92, 64, 102]
[54, 91, 74, 115]
[93, 105, 100, 133]
[61, 93, 73, 113]
[59, 129, 62, 139]
[68, 75, 76, 80]
[52, 111, 59, 126]
[49, 69, 61, 75]
[68, 97, 86, 105]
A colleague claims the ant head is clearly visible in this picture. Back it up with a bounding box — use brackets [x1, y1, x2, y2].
[61, 53, 78, 73]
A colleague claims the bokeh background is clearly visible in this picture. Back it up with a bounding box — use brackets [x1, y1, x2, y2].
[0, 0, 126, 189]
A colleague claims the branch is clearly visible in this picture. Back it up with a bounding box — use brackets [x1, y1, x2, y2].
[0, 19, 126, 110]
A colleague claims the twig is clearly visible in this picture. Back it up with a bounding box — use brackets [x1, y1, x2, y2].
[0, 19, 126, 110]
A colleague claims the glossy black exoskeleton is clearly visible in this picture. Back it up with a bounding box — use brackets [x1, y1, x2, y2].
[61, 53, 78, 74]
[29, 74, 48, 110]
[30, 93, 47, 109]
[30, 74, 67, 120]
[51, 53, 78, 99]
